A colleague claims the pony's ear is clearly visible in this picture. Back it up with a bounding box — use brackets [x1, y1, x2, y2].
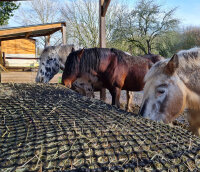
[164, 54, 179, 75]
[77, 49, 84, 60]
[71, 47, 75, 53]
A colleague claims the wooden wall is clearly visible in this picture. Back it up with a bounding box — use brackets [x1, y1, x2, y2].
[2, 39, 36, 55]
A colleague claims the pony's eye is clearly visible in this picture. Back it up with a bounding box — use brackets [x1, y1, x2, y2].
[156, 88, 165, 97]
[157, 90, 165, 94]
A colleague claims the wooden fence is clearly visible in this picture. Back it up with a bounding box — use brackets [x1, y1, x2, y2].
[0, 72, 62, 83]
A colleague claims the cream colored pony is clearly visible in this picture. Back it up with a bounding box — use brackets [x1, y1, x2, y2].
[140, 47, 200, 135]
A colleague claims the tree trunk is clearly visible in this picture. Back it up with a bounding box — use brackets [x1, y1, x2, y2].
[146, 40, 151, 54]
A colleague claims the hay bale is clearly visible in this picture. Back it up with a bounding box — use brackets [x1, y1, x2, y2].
[0, 83, 200, 171]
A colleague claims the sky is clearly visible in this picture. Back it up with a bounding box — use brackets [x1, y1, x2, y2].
[8, 0, 200, 27]
[159, 0, 200, 26]
[118, 0, 200, 26]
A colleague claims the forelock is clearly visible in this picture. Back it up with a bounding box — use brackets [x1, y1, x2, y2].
[144, 59, 169, 82]
[40, 46, 58, 59]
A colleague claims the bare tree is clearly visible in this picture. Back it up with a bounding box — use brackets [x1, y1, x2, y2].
[181, 26, 200, 49]
[61, 0, 120, 48]
[113, 0, 179, 54]
[61, 0, 98, 47]
[15, 0, 62, 48]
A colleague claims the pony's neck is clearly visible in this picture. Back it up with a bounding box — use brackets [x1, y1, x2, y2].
[56, 46, 69, 71]
[59, 59, 65, 71]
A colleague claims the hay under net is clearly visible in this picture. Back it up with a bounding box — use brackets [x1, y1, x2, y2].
[0, 83, 200, 172]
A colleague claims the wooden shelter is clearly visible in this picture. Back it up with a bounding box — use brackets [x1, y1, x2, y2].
[1, 38, 36, 68]
[0, 0, 111, 83]
[0, 22, 66, 70]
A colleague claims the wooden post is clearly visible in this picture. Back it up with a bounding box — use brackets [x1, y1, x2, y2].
[45, 35, 50, 47]
[99, 0, 106, 48]
[0, 41, 2, 65]
[2, 52, 5, 66]
[99, 0, 107, 101]
[62, 25, 66, 45]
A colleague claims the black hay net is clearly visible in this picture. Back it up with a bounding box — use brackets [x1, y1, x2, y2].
[0, 83, 200, 172]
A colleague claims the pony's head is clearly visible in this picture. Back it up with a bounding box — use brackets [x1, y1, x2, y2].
[143, 54, 165, 63]
[139, 53, 187, 123]
[36, 46, 60, 83]
[36, 45, 75, 83]
[72, 77, 94, 98]
[62, 49, 84, 88]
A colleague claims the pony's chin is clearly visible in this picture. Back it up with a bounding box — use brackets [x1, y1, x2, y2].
[35, 77, 50, 83]
[143, 112, 167, 123]
[35, 77, 40, 83]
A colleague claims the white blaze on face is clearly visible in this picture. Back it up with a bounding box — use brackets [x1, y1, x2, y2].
[140, 74, 185, 123]
[141, 74, 167, 121]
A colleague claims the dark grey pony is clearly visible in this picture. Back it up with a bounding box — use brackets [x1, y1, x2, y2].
[36, 45, 74, 83]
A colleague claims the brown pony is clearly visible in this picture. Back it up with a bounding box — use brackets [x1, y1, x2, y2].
[126, 53, 164, 111]
[62, 48, 153, 107]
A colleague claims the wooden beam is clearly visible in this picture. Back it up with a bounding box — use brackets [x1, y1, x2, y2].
[99, 0, 106, 48]
[45, 35, 51, 47]
[0, 64, 7, 72]
[0, 23, 63, 38]
[62, 24, 66, 45]
[101, 0, 111, 17]
[0, 27, 62, 41]
[5, 57, 40, 60]
[99, 17, 106, 48]
[2, 52, 5, 66]
[99, 0, 107, 101]
[25, 32, 32, 39]
[0, 36, 31, 41]
[0, 41, 2, 65]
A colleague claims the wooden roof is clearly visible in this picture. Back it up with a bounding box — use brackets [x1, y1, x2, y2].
[0, 22, 66, 41]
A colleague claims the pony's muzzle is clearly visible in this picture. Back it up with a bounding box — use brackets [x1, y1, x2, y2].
[40, 77, 44, 83]
[66, 84, 71, 88]
[139, 98, 148, 116]
[35, 76, 44, 83]
[62, 79, 72, 88]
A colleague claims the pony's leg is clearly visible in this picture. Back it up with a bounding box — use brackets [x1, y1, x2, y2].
[110, 87, 121, 107]
[126, 91, 133, 112]
[100, 88, 106, 101]
[187, 109, 200, 136]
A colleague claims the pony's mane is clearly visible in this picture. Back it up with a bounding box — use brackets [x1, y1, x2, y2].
[65, 48, 131, 74]
[111, 48, 151, 67]
[65, 48, 101, 75]
[177, 47, 200, 63]
[144, 47, 200, 82]
[41, 46, 56, 54]
[144, 59, 169, 82]
[41, 45, 74, 60]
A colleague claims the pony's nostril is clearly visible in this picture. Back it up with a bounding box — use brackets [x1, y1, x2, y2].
[66, 84, 71, 88]
[40, 77, 44, 83]
[139, 106, 145, 116]
[35, 77, 39, 83]
[139, 98, 148, 116]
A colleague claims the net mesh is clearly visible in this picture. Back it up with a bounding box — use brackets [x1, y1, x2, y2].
[0, 83, 200, 171]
